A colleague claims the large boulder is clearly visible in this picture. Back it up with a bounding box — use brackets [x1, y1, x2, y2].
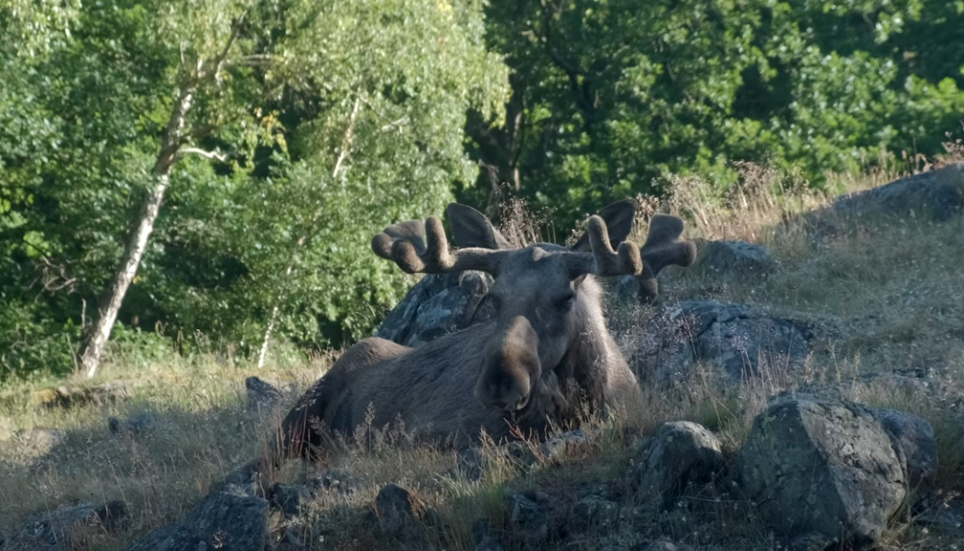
[696, 240, 776, 281]
[123, 485, 268, 551]
[3, 501, 127, 551]
[630, 301, 819, 386]
[872, 408, 938, 504]
[628, 421, 724, 510]
[376, 271, 494, 347]
[733, 396, 907, 550]
[807, 162, 964, 234]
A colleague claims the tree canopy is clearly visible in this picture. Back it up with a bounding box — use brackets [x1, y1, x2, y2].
[1, 0, 961, 378]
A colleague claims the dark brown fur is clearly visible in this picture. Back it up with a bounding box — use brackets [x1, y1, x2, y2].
[229, 202, 666, 483]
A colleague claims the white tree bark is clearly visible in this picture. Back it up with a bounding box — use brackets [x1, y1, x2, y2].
[256, 96, 362, 368]
[80, 87, 195, 378]
[80, 16, 245, 378]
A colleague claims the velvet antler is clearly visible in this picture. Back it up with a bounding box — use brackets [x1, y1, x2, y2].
[371, 216, 502, 275]
[635, 214, 697, 303]
[565, 215, 644, 278]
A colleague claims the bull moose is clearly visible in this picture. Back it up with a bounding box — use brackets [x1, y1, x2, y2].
[229, 200, 695, 482]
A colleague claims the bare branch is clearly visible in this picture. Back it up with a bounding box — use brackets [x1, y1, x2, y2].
[178, 147, 228, 162]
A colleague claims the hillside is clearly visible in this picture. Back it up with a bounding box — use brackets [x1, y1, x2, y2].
[2, 161, 964, 551]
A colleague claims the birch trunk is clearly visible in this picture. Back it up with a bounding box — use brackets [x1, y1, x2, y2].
[256, 96, 362, 368]
[80, 87, 195, 378]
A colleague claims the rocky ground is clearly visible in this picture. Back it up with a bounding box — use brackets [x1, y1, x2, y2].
[2, 163, 964, 551]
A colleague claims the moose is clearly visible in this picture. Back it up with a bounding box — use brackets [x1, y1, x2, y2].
[228, 200, 695, 482]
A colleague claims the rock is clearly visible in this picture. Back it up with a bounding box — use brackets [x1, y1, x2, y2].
[108, 412, 156, 436]
[506, 491, 548, 541]
[568, 496, 620, 533]
[733, 396, 906, 549]
[268, 480, 324, 517]
[376, 271, 494, 347]
[123, 524, 204, 551]
[631, 300, 814, 386]
[641, 540, 694, 551]
[9, 428, 64, 455]
[808, 162, 964, 234]
[628, 421, 723, 510]
[697, 240, 776, 280]
[245, 376, 282, 413]
[374, 484, 422, 536]
[181, 485, 269, 551]
[5, 501, 127, 551]
[872, 408, 938, 502]
[539, 429, 591, 461]
[32, 381, 131, 410]
[472, 520, 506, 551]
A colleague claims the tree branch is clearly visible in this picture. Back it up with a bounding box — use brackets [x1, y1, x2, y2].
[178, 147, 228, 162]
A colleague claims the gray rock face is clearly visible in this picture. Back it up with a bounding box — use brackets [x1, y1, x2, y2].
[629, 421, 724, 509]
[123, 486, 268, 551]
[183, 486, 269, 551]
[872, 408, 938, 502]
[4, 501, 127, 551]
[473, 520, 506, 551]
[734, 396, 906, 549]
[6, 428, 64, 456]
[568, 495, 620, 533]
[697, 240, 775, 280]
[108, 412, 157, 436]
[123, 525, 203, 551]
[808, 162, 964, 234]
[245, 376, 282, 413]
[631, 300, 813, 385]
[641, 540, 695, 551]
[374, 483, 422, 536]
[376, 271, 494, 347]
[506, 491, 549, 542]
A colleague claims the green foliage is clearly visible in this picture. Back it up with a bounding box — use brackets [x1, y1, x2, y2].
[462, 0, 964, 227]
[0, 0, 507, 378]
[3, 0, 964, 379]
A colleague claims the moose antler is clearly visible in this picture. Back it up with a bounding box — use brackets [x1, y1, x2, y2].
[565, 215, 644, 278]
[371, 216, 502, 275]
[636, 214, 697, 303]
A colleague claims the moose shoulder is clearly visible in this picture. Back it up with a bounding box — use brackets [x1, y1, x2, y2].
[234, 201, 695, 478]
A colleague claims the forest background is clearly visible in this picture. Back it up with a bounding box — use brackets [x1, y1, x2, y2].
[2, 0, 963, 380]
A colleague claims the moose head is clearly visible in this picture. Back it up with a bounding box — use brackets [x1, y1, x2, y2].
[372, 201, 692, 416]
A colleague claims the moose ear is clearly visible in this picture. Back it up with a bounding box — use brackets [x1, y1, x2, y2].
[570, 199, 637, 252]
[445, 203, 514, 250]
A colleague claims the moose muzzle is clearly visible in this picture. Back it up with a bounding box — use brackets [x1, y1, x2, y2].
[475, 316, 542, 412]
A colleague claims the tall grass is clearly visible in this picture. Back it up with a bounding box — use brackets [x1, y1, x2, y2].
[2, 157, 964, 549]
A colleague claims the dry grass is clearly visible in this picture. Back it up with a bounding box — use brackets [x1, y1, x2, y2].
[2, 156, 964, 550]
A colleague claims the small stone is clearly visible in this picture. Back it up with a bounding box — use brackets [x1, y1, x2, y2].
[506, 491, 548, 541]
[629, 421, 723, 510]
[472, 519, 505, 551]
[108, 412, 155, 436]
[641, 539, 694, 551]
[245, 376, 282, 413]
[6, 500, 128, 551]
[123, 524, 203, 551]
[374, 484, 421, 536]
[568, 496, 620, 533]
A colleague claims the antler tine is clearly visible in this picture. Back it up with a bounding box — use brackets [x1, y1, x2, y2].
[586, 215, 643, 277]
[372, 216, 501, 275]
[636, 214, 697, 303]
